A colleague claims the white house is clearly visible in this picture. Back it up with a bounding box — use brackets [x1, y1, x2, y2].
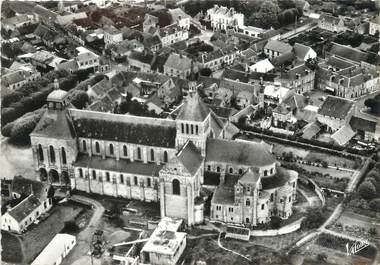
[293, 43, 317, 61]
[31, 234, 76, 265]
[207, 5, 244, 31]
[104, 25, 123, 47]
[369, 15, 380, 40]
[76, 47, 99, 71]
[263, 83, 290, 104]
[249, 59, 274, 73]
[169, 8, 191, 30]
[1, 176, 52, 234]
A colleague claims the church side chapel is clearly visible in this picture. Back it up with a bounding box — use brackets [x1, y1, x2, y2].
[30, 83, 298, 227]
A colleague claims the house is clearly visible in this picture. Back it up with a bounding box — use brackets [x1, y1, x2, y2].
[1, 176, 53, 234]
[318, 14, 346, 32]
[163, 53, 192, 79]
[168, 8, 191, 30]
[249, 59, 274, 73]
[272, 92, 305, 127]
[55, 12, 87, 26]
[104, 25, 123, 47]
[33, 24, 58, 48]
[2, 14, 36, 31]
[128, 51, 156, 73]
[327, 42, 377, 66]
[76, 46, 100, 71]
[1, 67, 41, 90]
[317, 96, 354, 132]
[206, 5, 244, 31]
[158, 23, 189, 47]
[293, 43, 317, 62]
[143, 14, 159, 33]
[239, 25, 266, 38]
[350, 116, 380, 143]
[200, 46, 238, 71]
[263, 83, 290, 105]
[140, 218, 186, 265]
[143, 34, 162, 53]
[275, 63, 315, 94]
[369, 15, 380, 40]
[31, 234, 76, 265]
[264, 40, 292, 59]
[87, 78, 112, 101]
[111, 39, 144, 59]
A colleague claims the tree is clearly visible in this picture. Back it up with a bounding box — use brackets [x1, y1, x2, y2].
[369, 198, 380, 212]
[199, 68, 212, 77]
[302, 208, 325, 229]
[2, 91, 24, 108]
[70, 90, 89, 109]
[364, 98, 380, 115]
[248, 0, 280, 29]
[270, 216, 282, 229]
[358, 181, 377, 200]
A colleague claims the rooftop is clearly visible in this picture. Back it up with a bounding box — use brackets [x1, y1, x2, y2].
[318, 96, 354, 120]
[177, 93, 210, 122]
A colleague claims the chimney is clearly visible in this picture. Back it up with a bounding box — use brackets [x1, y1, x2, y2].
[54, 78, 59, 90]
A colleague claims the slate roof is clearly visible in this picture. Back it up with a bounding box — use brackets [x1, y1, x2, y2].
[349, 116, 377, 133]
[33, 24, 57, 41]
[129, 51, 155, 65]
[206, 139, 275, 167]
[7, 195, 41, 222]
[318, 96, 354, 120]
[177, 93, 210, 122]
[177, 141, 203, 176]
[211, 185, 235, 205]
[293, 43, 312, 59]
[31, 109, 76, 140]
[328, 43, 374, 64]
[70, 111, 176, 148]
[74, 154, 163, 176]
[238, 168, 260, 185]
[264, 40, 292, 54]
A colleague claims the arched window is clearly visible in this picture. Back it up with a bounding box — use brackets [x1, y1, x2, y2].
[270, 193, 274, 202]
[49, 146, 55, 163]
[134, 176, 138, 185]
[123, 145, 128, 156]
[186, 124, 189, 134]
[137, 147, 141, 160]
[229, 168, 233, 174]
[172, 179, 180, 195]
[246, 199, 250, 206]
[92, 170, 96, 180]
[217, 166, 220, 172]
[120, 174, 124, 184]
[109, 144, 114, 155]
[83, 140, 87, 152]
[78, 168, 83, 178]
[106, 172, 110, 182]
[181, 123, 184, 133]
[264, 170, 268, 176]
[61, 147, 67, 164]
[207, 165, 211, 171]
[261, 204, 265, 210]
[150, 149, 154, 161]
[95, 142, 100, 153]
[191, 124, 194, 134]
[195, 125, 199, 134]
[164, 151, 168, 163]
[38, 144, 44, 161]
[147, 178, 151, 187]
[289, 196, 291, 202]
[246, 217, 250, 223]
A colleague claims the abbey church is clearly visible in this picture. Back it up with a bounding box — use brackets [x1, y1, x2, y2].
[30, 87, 297, 227]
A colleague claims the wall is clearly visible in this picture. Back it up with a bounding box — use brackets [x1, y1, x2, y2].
[249, 217, 303, 236]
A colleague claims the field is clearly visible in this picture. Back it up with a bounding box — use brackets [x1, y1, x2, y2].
[1, 230, 23, 263]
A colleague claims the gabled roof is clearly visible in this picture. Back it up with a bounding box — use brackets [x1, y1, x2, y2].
[177, 141, 203, 176]
[318, 96, 354, 120]
[129, 51, 155, 65]
[12, 175, 50, 202]
[206, 138, 275, 167]
[7, 194, 41, 222]
[328, 43, 375, 64]
[164, 53, 192, 71]
[264, 40, 292, 54]
[239, 168, 260, 185]
[331, 125, 355, 146]
[293, 43, 312, 59]
[177, 93, 210, 122]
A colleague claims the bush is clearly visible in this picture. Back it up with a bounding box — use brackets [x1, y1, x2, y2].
[270, 216, 282, 229]
[302, 208, 325, 229]
[1, 122, 14, 137]
[358, 181, 377, 200]
[2, 91, 24, 107]
[1, 107, 22, 126]
[70, 90, 89, 109]
[61, 220, 80, 234]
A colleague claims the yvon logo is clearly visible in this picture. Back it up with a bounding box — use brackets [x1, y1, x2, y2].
[346, 239, 369, 256]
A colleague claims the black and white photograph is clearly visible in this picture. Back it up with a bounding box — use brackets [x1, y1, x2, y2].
[0, 0, 379, 264]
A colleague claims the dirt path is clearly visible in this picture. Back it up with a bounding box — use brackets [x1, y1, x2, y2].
[60, 195, 105, 265]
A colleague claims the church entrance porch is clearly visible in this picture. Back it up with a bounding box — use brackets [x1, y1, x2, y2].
[39, 168, 48, 182]
[49, 169, 60, 184]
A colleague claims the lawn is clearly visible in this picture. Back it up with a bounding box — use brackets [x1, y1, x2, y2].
[298, 165, 355, 179]
[1, 230, 23, 263]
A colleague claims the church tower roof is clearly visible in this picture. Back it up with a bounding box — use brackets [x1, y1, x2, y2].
[176, 93, 210, 122]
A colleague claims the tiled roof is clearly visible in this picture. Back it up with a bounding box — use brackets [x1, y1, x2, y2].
[331, 124, 355, 146]
[211, 185, 235, 205]
[238, 168, 260, 185]
[1, 70, 33, 87]
[206, 138, 275, 167]
[264, 40, 292, 54]
[177, 141, 203, 176]
[318, 96, 354, 120]
[349, 116, 377, 133]
[261, 166, 295, 190]
[70, 110, 176, 148]
[177, 93, 210, 122]
[328, 43, 374, 64]
[302, 121, 321, 139]
[12, 175, 49, 202]
[129, 51, 155, 65]
[164, 53, 191, 71]
[7, 195, 41, 222]
[74, 154, 163, 176]
[293, 43, 312, 59]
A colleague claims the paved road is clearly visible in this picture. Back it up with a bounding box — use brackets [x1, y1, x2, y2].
[60, 194, 105, 265]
